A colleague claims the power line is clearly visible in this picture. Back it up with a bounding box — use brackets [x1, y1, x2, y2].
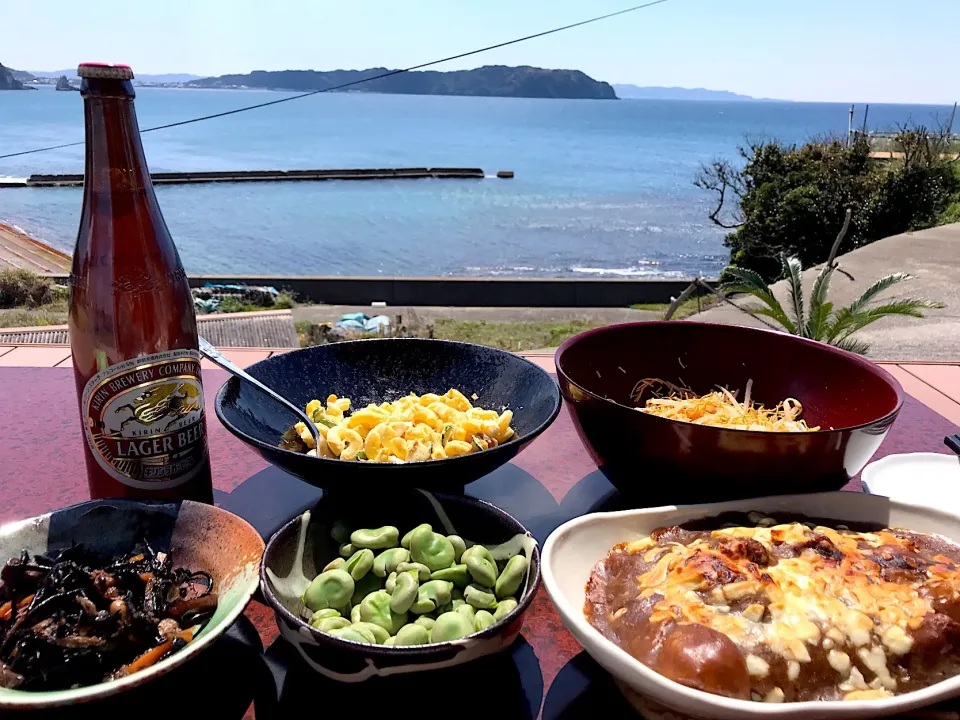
[0, 0, 673, 161]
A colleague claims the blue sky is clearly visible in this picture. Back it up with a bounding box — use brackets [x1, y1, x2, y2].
[4, 0, 955, 104]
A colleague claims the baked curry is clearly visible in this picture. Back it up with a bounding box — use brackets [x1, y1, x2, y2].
[584, 513, 960, 703]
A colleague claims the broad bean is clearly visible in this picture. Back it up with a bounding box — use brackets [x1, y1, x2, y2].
[495, 555, 528, 599]
[351, 622, 390, 644]
[410, 527, 455, 572]
[351, 572, 382, 606]
[394, 624, 430, 646]
[350, 526, 400, 550]
[396, 561, 431, 582]
[359, 590, 407, 634]
[339, 543, 356, 558]
[390, 570, 419, 614]
[330, 626, 374, 644]
[343, 548, 375, 580]
[430, 564, 469, 587]
[307, 609, 340, 628]
[463, 545, 499, 587]
[401, 523, 432, 549]
[373, 547, 410, 577]
[474, 610, 495, 631]
[351, 605, 362, 623]
[414, 616, 435, 631]
[493, 597, 518, 621]
[322, 557, 346, 573]
[456, 604, 476, 620]
[465, 583, 498, 610]
[385, 571, 398, 594]
[410, 580, 453, 614]
[315, 616, 351, 632]
[431, 611, 474, 642]
[447, 535, 466, 562]
[303, 569, 354, 611]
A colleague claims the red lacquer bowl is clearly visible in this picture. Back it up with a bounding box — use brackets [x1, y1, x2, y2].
[555, 322, 903, 504]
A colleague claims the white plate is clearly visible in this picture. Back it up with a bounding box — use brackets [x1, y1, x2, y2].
[861, 452, 960, 511]
[541, 491, 960, 720]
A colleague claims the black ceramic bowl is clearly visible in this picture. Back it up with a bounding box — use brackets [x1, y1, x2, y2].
[214, 339, 561, 492]
[260, 490, 541, 681]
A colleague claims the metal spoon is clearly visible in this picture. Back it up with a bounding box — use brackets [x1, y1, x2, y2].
[198, 337, 321, 451]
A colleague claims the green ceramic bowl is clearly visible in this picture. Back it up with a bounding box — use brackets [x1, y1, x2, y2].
[0, 499, 263, 709]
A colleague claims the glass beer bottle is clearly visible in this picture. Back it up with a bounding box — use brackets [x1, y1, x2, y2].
[68, 63, 213, 503]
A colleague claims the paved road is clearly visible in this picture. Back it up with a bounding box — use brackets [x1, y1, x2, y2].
[691, 223, 960, 361]
[0, 224, 71, 275]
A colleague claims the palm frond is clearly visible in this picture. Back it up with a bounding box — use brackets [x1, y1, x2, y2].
[834, 336, 871, 355]
[846, 273, 913, 314]
[852, 299, 944, 322]
[806, 300, 834, 340]
[824, 307, 856, 343]
[720, 266, 775, 296]
[782, 256, 806, 335]
[805, 263, 835, 339]
[736, 300, 796, 334]
[722, 265, 796, 333]
[831, 299, 943, 345]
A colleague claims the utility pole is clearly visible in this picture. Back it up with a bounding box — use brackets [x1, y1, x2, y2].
[848, 104, 855, 146]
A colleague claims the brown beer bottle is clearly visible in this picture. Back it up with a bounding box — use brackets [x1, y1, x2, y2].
[68, 63, 213, 504]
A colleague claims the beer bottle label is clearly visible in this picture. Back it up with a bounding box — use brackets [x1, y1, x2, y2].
[81, 349, 208, 489]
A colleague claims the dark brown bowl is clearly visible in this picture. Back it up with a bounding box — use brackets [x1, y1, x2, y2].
[555, 322, 903, 504]
[260, 490, 541, 681]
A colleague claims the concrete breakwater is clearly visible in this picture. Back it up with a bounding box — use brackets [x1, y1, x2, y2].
[0, 168, 494, 188]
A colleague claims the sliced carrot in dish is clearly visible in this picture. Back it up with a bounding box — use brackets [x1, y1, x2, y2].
[123, 629, 196, 675]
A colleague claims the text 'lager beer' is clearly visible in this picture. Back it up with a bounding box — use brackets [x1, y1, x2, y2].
[68, 63, 213, 503]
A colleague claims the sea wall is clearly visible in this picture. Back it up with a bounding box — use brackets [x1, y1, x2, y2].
[183, 275, 715, 307]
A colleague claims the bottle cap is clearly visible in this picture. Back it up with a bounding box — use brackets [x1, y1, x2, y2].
[77, 63, 134, 80]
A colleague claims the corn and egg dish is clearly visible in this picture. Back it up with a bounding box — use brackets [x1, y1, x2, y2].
[282, 389, 515, 463]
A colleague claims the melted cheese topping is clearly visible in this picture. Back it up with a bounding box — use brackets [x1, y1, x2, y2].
[627, 522, 960, 701]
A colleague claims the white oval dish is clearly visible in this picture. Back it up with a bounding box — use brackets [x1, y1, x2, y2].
[542, 491, 960, 720]
[861, 452, 960, 511]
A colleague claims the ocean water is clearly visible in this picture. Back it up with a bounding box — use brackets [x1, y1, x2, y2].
[0, 87, 952, 278]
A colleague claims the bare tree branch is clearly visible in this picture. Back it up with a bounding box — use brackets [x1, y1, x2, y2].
[694, 159, 745, 229]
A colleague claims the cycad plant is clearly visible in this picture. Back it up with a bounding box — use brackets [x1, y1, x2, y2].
[721, 257, 942, 354]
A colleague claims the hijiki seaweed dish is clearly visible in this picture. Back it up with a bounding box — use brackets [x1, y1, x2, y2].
[0, 543, 217, 691]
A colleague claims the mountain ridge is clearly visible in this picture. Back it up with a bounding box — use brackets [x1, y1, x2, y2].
[187, 65, 617, 100]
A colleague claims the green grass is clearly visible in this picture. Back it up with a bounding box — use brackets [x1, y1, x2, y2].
[432, 319, 604, 352]
[215, 291, 297, 314]
[630, 294, 718, 319]
[0, 309, 68, 327]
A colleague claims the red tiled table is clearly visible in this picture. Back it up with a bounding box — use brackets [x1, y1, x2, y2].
[0, 362, 957, 718]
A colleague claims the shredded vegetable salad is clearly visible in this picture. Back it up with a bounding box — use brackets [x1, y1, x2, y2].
[630, 378, 818, 432]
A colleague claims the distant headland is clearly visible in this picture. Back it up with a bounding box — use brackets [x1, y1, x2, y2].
[613, 84, 781, 102]
[0, 63, 30, 90]
[184, 65, 618, 100]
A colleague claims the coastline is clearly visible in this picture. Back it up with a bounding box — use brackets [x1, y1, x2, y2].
[0, 225, 712, 306]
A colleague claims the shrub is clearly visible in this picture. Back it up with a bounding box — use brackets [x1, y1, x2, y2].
[273, 292, 296, 310]
[0, 269, 53, 308]
[697, 129, 960, 282]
